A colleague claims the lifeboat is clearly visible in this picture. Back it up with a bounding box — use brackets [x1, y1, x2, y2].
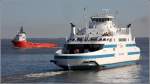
[12, 26, 58, 48]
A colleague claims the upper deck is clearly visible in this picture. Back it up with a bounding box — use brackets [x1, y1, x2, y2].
[67, 13, 133, 45]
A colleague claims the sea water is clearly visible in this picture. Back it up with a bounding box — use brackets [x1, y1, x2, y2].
[1, 38, 149, 84]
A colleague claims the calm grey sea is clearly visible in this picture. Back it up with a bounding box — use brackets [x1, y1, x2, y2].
[1, 38, 149, 84]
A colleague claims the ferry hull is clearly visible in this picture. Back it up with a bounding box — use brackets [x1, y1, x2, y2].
[52, 46, 140, 70]
[54, 56, 138, 70]
[56, 61, 138, 70]
[57, 63, 99, 70]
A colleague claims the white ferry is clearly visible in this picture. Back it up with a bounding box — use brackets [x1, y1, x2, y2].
[51, 12, 141, 70]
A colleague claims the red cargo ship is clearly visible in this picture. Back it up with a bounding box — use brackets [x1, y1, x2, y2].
[12, 26, 58, 48]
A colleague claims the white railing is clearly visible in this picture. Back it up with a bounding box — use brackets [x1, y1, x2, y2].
[67, 36, 115, 42]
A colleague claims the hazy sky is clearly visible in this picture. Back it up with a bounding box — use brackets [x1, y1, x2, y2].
[1, 0, 150, 38]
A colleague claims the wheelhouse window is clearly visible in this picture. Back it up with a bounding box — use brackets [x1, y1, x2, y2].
[91, 18, 111, 23]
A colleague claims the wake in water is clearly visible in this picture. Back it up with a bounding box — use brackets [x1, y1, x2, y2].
[25, 71, 69, 78]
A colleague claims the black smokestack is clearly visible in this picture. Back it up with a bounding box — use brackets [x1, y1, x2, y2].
[127, 24, 131, 28]
[70, 23, 75, 27]
[20, 26, 24, 33]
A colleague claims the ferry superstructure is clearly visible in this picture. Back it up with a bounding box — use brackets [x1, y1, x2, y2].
[51, 13, 141, 70]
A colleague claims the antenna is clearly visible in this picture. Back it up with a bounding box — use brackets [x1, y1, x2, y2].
[115, 10, 119, 16]
[114, 10, 119, 29]
[83, 8, 87, 28]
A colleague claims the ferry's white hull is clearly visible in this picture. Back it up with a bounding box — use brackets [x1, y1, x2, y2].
[52, 44, 140, 70]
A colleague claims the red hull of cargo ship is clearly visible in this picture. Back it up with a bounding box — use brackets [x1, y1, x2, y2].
[12, 26, 58, 48]
[12, 41, 58, 48]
